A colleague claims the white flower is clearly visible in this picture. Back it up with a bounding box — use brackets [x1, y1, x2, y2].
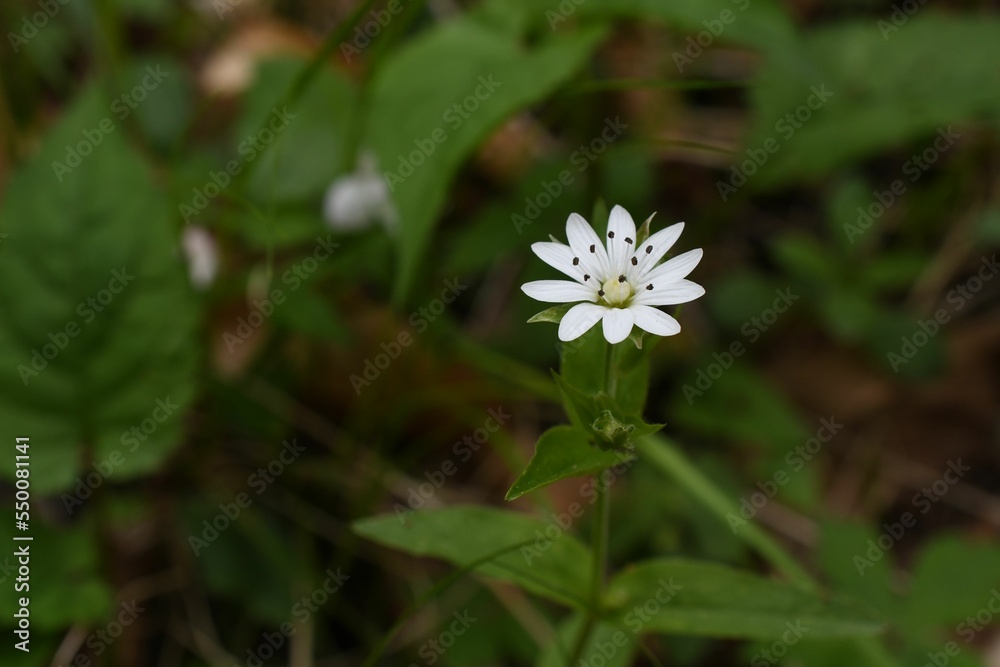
[521, 205, 705, 344]
[182, 225, 219, 290]
[323, 152, 397, 232]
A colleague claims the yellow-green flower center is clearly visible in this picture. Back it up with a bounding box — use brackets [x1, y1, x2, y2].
[601, 276, 631, 306]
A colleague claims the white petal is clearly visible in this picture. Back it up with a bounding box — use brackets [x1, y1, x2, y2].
[631, 222, 684, 277]
[521, 280, 597, 303]
[558, 303, 607, 341]
[607, 205, 637, 276]
[602, 307, 634, 344]
[629, 305, 681, 337]
[182, 226, 218, 290]
[640, 248, 703, 284]
[566, 212, 609, 278]
[531, 242, 587, 283]
[631, 279, 705, 306]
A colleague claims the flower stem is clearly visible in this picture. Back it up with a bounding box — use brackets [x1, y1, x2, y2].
[565, 340, 616, 666]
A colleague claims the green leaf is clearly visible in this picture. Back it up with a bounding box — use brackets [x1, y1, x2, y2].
[749, 16, 1000, 186]
[237, 57, 357, 203]
[604, 559, 885, 639]
[0, 85, 197, 493]
[528, 303, 575, 324]
[367, 19, 606, 302]
[506, 425, 633, 500]
[904, 536, 1000, 636]
[272, 287, 350, 343]
[353, 506, 592, 608]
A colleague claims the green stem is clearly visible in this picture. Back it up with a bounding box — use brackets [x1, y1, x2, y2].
[565, 340, 617, 666]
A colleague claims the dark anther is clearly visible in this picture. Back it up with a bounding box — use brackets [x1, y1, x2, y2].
[598, 289, 605, 297]
[618, 275, 626, 283]
[625, 237, 633, 244]
[583, 274, 590, 281]
[572, 257, 579, 266]
[589, 244, 596, 253]
[630, 257, 638, 266]
[646, 284, 653, 290]
[608, 231, 615, 239]
[645, 246, 653, 254]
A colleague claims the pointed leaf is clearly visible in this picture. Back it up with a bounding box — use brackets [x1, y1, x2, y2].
[604, 559, 885, 639]
[353, 506, 592, 608]
[507, 425, 634, 500]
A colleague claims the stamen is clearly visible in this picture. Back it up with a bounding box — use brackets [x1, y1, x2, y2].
[618, 275, 626, 283]
[589, 244, 595, 253]
[608, 231, 615, 239]
[625, 237, 633, 244]
[630, 257, 638, 266]
[572, 257, 579, 266]
[646, 284, 653, 290]
[598, 289, 605, 297]
[645, 245, 653, 254]
[583, 274, 590, 281]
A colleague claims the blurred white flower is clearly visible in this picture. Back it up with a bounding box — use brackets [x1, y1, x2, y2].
[522, 205, 704, 344]
[182, 226, 219, 290]
[323, 152, 397, 232]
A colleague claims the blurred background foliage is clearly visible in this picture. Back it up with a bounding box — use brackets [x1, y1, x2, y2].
[0, 0, 999, 664]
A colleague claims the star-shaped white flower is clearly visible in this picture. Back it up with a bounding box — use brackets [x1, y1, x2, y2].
[522, 205, 705, 344]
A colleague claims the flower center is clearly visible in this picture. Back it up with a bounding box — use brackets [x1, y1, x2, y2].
[601, 276, 631, 306]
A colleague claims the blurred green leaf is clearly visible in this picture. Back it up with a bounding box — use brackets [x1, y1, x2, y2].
[237, 57, 357, 203]
[354, 506, 592, 608]
[0, 85, 197, 492]
[507, 425, 633, 500]
[750, 15, 1000, 186]
[272, 287, 350, 343]
[605, 559, 884, 639]
[367, 19, 606, 301]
